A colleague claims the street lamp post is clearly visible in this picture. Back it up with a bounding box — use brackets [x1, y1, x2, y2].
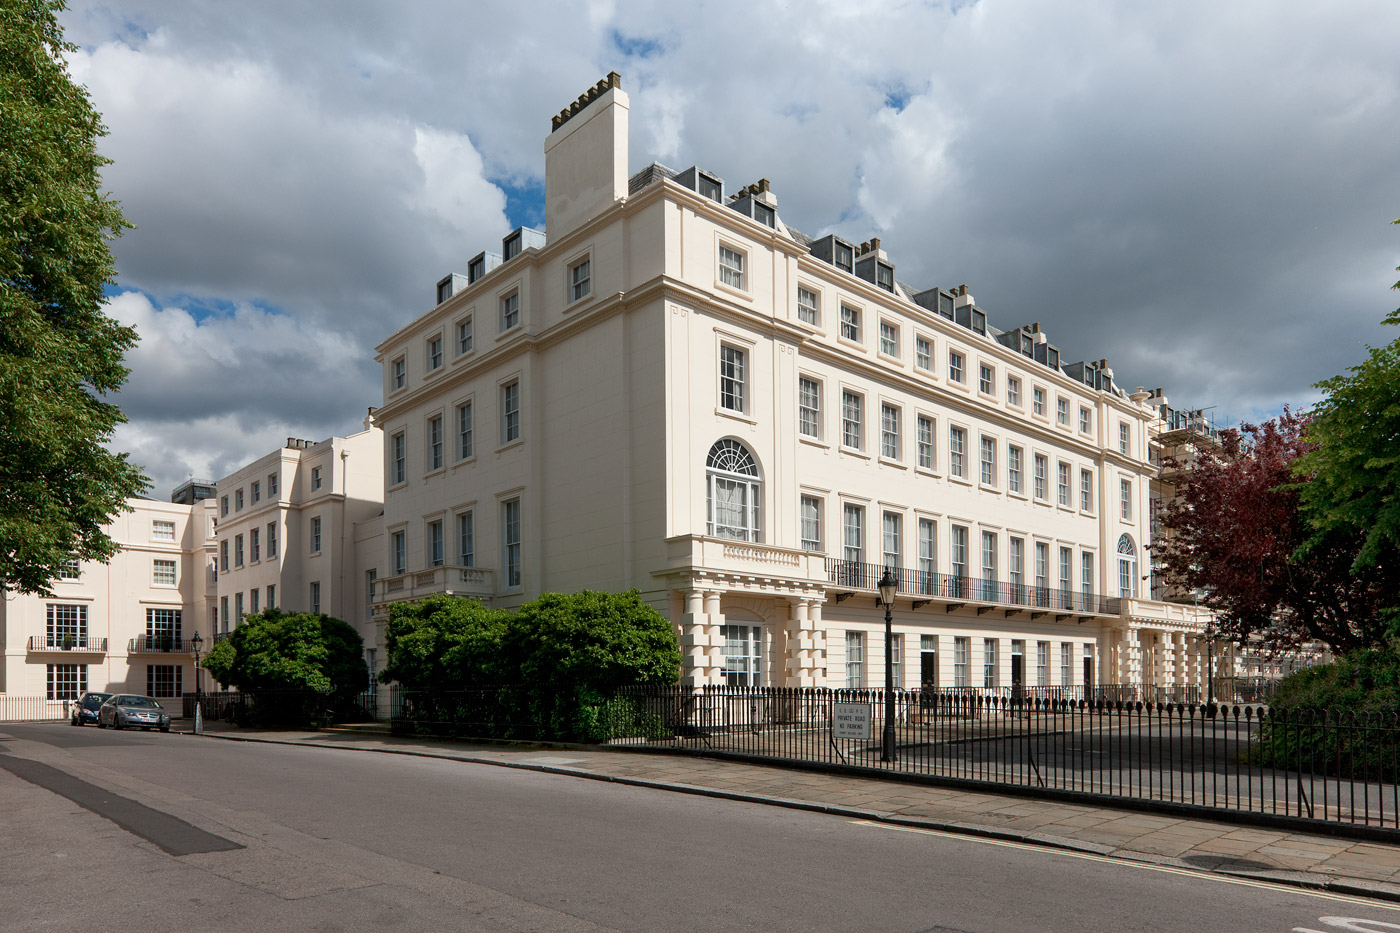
[191, 631, 203, 735]
[878, 568, 898, 763]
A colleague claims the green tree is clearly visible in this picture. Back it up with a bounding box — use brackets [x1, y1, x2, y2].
[381, 590, 681, 741]
[203, 609, 368, 724]
[378, 594, 511, 691]
[1293, 218, 1400, 630]
[0, 0, 146, 595]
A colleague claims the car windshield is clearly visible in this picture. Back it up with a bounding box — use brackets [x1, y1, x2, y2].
[82, 694, 111, 709]
[119, 696, 159, 708]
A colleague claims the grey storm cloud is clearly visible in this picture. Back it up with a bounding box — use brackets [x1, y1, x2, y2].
[59, 0, 1400, 497]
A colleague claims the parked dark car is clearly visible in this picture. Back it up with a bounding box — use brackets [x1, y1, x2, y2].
[97, 694, 171, 732]
[70, 691, 114, 726]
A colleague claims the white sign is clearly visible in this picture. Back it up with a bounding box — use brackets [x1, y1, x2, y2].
[832, 702, 872, 740]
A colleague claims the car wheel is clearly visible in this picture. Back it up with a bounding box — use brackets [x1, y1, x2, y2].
[71, 716, 79, 726]
[112, 718, 121, 730]
[97, 720, 106, 729]
[159, 726, 169, 733]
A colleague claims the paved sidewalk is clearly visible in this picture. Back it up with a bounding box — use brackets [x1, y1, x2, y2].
[192, 722, 1400, 902]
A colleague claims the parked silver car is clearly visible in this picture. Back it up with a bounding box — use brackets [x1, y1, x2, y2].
[70, 691, 114, 726]
[97, 694, 171, 732]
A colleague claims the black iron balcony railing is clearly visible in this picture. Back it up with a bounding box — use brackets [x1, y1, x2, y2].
[27, 635, 108, 651]
[127, 636, 199, 653]
[825, 558, 1122, 616]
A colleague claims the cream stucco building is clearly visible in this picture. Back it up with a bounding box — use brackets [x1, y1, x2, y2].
[366, 73, 1219, 694]
[209, 423, 384, 680]
[0, 496, 217, 707]
[2, 75, 1228, 710]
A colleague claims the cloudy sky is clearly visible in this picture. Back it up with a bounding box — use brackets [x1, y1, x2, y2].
[58, 0, 1400, 498]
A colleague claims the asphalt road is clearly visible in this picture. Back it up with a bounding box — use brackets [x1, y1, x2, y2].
[2, 722, 1398, 933]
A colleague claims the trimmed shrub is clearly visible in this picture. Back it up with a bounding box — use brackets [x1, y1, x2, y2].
[1252, 647, 1400, 780]
[382, 589, 681, 741]
[202, 609, 368, 726]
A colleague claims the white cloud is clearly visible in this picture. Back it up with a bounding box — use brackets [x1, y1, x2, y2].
[49, 0, 1400, 496]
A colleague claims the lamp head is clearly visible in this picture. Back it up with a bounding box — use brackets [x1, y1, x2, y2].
[877, 568, 898, 606]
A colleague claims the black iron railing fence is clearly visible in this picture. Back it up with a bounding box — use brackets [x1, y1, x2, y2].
[184, 689, 379, 724]
[825, 559, 1122, 615]
[26, 635, 108, 651]
[391, 683, 1400, 833]
[128, 636, 199, 653]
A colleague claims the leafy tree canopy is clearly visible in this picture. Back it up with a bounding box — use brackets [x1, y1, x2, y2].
[382, 590, 681, 692]
[1155, 411, 1398, 653]
[0, 0, 147, 594]
[202, 609, 368, 698]
[1294, 217, 1400, 580]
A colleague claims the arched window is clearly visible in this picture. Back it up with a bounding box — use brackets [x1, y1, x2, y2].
[1117, 533, 1137, 599]
[707, 439, 761, 541]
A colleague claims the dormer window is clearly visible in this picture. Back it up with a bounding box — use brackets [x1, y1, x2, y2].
[938, 292, 954, 319]
[436, 278, 453, 304]
[875, 263, 894, 292]
[753, 202, 775, 228]
[503, 232, 522, 261]
[468, 256, 486, 282]
[835, 243, 854, 273]
[698, 174, 722, 201]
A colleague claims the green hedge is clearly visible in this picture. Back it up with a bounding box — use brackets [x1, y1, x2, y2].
[381, 589, 681, 742]
[1251, 647, 1400, 780]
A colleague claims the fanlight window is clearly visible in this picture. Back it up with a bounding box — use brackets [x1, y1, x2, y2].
[1117, 533, 1137, 599]
[707, 439, 760, 542]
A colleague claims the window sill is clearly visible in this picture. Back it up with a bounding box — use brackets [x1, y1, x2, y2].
[1007, 490, 1028, 501]
[495, 324, 523, 342]
[798, 435, 829, 450]
[496, 439, 524, 455]
[877, 351, 902, 367]
[878, 456, 907, 470]
[836, 336, 866, 354]
[715, 407, 757, 426]
[713, 280, 752, 302]
[979, 483, 999, 494]
[948, 474, 973, 487]
[914, 465, 940, 479]
[840, 446, 871, 461]
[424, 467, 446, 480]
[452, 456, 478, 471]
[978, 391, 998, 404]
[564, 292, 595, 313]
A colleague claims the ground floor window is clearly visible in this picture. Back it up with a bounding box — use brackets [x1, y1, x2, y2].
[721, 624, 763, 687]
[954, 637, 970, 687]
[983, 638, 999, 688]
[845, 631, 865, 687]
[148, 665, 182, 698]
[47, 664, 86, 700]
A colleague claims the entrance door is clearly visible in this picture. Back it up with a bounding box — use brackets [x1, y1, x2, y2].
[1010, 640, 1025, 698]
[920, 650, 938, 688]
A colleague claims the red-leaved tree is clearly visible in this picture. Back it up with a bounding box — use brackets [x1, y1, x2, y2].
[1154, 409, 1397, 653]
